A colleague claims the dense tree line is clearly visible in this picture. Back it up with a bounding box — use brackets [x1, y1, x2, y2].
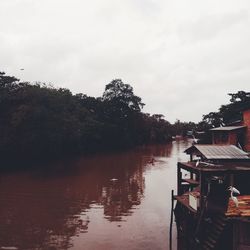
[4, 72, 246, 162]
[171, 119, 197, 137]
[0, 72, 175, 162]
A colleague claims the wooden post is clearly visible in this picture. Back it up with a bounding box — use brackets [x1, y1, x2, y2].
[177, 164, 182, 195]
[230, 173, 234, 187]
[169, 189, 174, 250]
[191, 172, 194, 180]
[199, 172, 205, 212]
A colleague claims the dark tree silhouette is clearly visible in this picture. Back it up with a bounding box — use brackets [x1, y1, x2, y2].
[201, 91, 250, 128]
[102, 79, 144, 112]
[0, 72, 174, 166]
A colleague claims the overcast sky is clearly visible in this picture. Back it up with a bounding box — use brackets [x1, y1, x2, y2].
[1, 0, 250, 123]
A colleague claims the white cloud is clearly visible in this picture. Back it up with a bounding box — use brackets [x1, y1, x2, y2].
[0, 0, 250, 122]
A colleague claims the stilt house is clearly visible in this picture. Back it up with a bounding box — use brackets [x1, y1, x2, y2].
[174, 108, 250, 250]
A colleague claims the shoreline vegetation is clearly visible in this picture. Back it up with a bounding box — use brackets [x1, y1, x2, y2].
[0, 72, 195, 168]
[1, 71, 248, 169]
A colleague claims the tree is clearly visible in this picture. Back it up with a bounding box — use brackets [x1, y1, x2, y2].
[201, 90, 250, 129]
[219, 91, 250, 123]
[0, 71, 19, 89]
[202, 112, 223, 127]
[228, 91, 250, 103]
[102, 79, 144, 112]
[0, 72, 174, 164]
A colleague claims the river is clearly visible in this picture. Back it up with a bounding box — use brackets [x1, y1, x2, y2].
[0, 139, 191, 250]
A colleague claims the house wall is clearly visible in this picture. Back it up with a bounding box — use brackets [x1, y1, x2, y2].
[211, 109, 250, 150]
[234, 221, 250, 250]
[243, 109, 250, 152]
[212, 131, 238, 145]
[212, 131, 229, 145]
[228, 132, 238, 145]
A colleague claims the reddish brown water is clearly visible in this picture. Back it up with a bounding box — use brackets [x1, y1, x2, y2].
[0, 140, 191, 250]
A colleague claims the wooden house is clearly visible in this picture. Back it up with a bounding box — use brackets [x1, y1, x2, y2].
[210, 108, 250, 152]
[210, 126, 246, 147]
[173, 142, 250, 249]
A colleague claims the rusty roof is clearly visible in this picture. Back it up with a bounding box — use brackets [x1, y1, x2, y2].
[185, 145, 249, 160]
[226, 195, 250, 217]
[210, 126, 246, 131]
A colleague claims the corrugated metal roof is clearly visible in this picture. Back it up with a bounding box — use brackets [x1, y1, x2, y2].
[185, 145, 249, 160]
[210, 126, 246, 131]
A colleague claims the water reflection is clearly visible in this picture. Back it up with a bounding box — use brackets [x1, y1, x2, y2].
[0, 140, 190, 250]
[102, 166, 144, 222]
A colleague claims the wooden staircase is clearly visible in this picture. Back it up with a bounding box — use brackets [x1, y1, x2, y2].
[201, 214, 228, 250]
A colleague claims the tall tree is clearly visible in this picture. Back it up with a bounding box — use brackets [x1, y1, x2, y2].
[102, 79, 144, 112]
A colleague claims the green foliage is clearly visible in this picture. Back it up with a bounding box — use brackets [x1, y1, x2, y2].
[228, 91, 250, 103]
[220, 91, 250, 124]
[0, 73, 173, 163]
[202, 112, 223, 127]
[202, 91, 250, 128]
[102, 79, 144, 112]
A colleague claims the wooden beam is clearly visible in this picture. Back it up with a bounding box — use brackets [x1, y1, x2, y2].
[177, 164, 182, 195]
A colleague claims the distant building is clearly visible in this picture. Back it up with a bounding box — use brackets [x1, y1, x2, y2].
[186, 130, 194, 137]
[210, 108, 250, 152]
